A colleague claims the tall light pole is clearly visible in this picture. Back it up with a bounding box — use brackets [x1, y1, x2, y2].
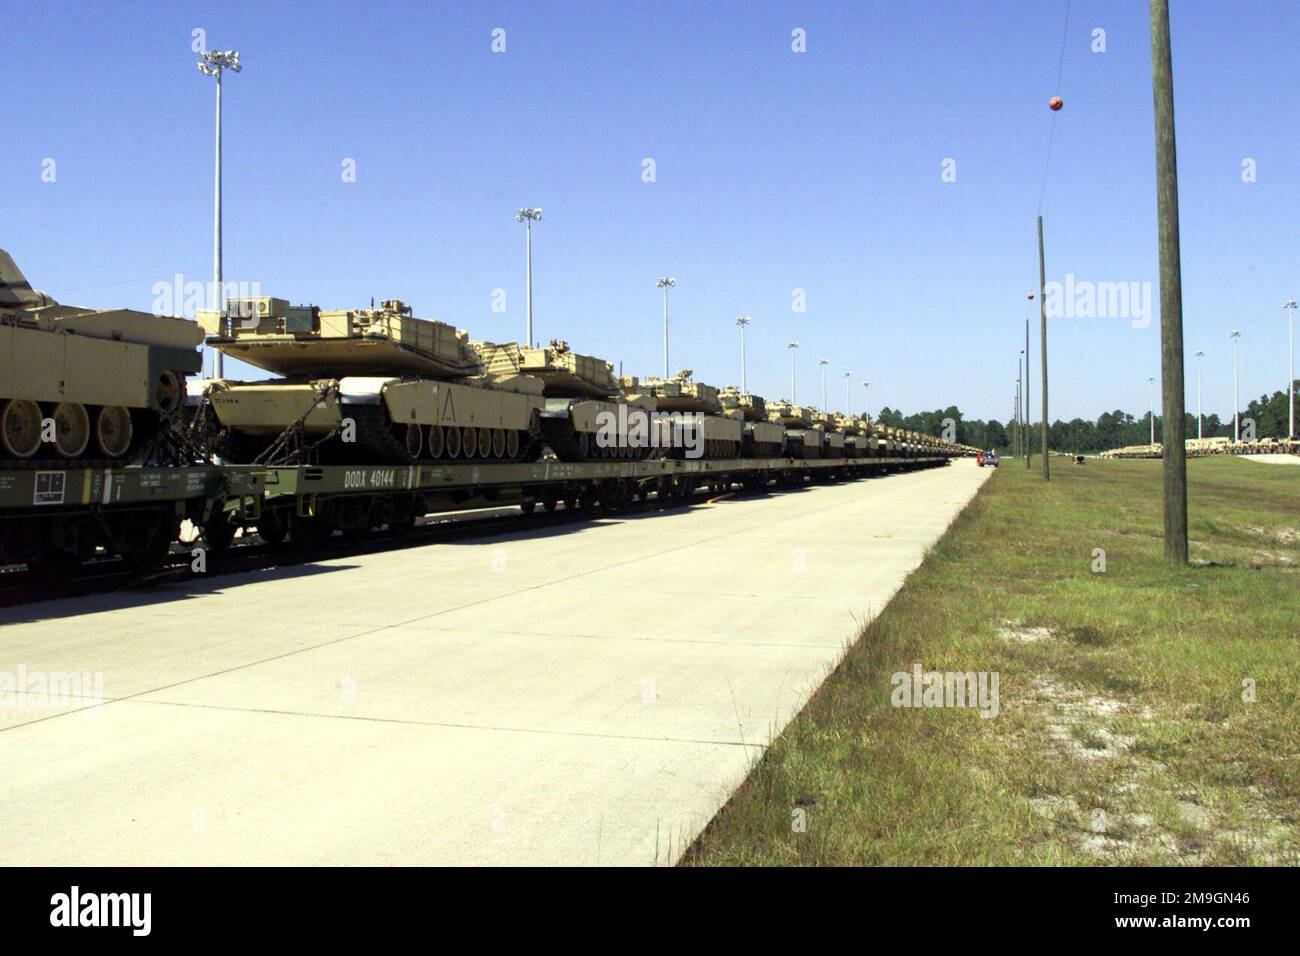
[1148, 376, 1156, 445]
[656, 277, 676, 377]
[862, 381, 870, 418]
[198, 48, 241, 380]
[736, 316, 751, 392]
[843, 371, 852, 414]
[818, 358, 829, 410]
[515, 208, 542, 346]
[787, 340, 799, 403]
[1230, 329, 1242, 440]
[1195, 350, 1204, 440]
[1285, 300, 1297, 439]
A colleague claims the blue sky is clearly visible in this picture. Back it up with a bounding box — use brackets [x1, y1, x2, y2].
[3, 0, 1296, 422]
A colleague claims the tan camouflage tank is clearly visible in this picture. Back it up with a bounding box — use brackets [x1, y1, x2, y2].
[1, 249, 202, 463]
[202, 297, 543, 463]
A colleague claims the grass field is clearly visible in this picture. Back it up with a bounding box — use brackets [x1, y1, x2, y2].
[684, 456, 1300, 866]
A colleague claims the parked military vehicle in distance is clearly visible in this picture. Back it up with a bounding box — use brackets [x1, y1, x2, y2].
[477, 339, 657, 460]
[808, 409, 846, 459]
[201, 297, 546, 464]
[0, 249, 203, 464]
[767, 400, 822, 458]
[621, 371, 742, 459]
[720, 386, 786, 457]
[836, 414, 869, 458]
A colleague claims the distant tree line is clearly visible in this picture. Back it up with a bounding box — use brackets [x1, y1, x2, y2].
[876, 381, 1297, 453]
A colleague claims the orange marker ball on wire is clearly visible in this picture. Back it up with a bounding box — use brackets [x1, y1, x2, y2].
[1048, 96, 1064, 111]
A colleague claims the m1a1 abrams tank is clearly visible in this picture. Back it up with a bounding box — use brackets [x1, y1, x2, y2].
[476, 339, 656, 460]
[621, 371, 742, 458]
[0, 249, 203, 464]
[836, 414, 869, 458]
[869, 423, 894, 457]
[767, 400, 821, 458]
[720, 386, 786, 457]
[809, 409, 846, 459]
[200, 297, 544, 464]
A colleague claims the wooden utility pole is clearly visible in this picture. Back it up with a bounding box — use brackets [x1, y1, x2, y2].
[1150, 0, 1189, 563]
[1037, 216, 1049, 479]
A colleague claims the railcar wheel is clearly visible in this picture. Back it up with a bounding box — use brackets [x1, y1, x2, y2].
[51, 402, 91, 458]
[95, 405, 134, 458]
[289, 515, 333, 550]
[388, 495, 417, 537]
[1, 399, 43, 458]
[124, 515, 178, 573]
[257, 511, 288, 546]
[28, 548, 82, 580]
[203, 515, 236, 555]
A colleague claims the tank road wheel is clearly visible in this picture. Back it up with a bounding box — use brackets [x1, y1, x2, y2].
[506, 429, 521, 460]
[51, 403, 91, 459]
[575, 431, 590, 460]
[478, 427, 492, 460]
[1, 399, 43, 459]
[491, 428, 507, 459]
[401, 423, 423, 460]
[427, 424, 445, 459]
[461, 426, 478, 459]
[154, 370, 184, 418]
[95, 405, 134, 458]
[444, 425, 462, 459]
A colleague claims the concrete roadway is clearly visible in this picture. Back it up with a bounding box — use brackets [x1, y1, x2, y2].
[0, 460, 990, 865]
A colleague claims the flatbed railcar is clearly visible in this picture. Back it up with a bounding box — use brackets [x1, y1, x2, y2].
[0, 464, 259, 576]
[208, 452, 949, 551]
[0, 452, 951, 577]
